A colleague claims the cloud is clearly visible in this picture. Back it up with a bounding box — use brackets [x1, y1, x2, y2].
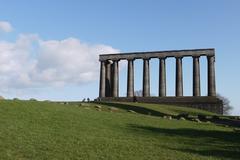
[0, 34, 119, 91]
[0, 21, 13, 32]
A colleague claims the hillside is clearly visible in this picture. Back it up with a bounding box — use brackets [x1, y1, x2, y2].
[0, 100, 239, 160]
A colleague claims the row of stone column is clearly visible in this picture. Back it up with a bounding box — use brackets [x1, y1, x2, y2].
[99, 56, 216, 98]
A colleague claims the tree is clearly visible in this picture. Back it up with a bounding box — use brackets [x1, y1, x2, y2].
[217, 94, 233, 115]
[134, 90, 142, 97]
[134, 90, 155, 97]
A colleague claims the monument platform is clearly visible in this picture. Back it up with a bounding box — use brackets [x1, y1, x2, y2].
[98, 96, 223, 114]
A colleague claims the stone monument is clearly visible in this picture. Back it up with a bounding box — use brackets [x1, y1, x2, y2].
[98, 48, 223, 114]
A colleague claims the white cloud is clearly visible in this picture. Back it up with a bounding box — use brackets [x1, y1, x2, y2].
[0, 34, 119, 91]
[0, 21, 13, 32]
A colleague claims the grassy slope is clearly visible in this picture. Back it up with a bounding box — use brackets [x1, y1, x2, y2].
[0, 100, 239, 160]
[95, 102, 217, 116]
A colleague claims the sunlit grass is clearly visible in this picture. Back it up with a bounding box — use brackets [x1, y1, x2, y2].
[0, 100, 239, 160]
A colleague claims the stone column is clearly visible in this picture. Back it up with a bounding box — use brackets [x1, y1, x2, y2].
[207, 56, 216, 96]
[99, 61, 106, 97]
[159, 58, 166, 97]
[112, 60, 119, 97]
[176, 57, 183, 97]
[105, 60, 112, 97]
[116, 62, 119, 97]
[143, 58, 150, 97]
[193, 56, 201, 96]
[127, 59, 134, 97]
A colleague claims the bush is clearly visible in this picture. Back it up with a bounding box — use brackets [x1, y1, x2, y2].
[177, 113, 189, 119]
[198, 114, 207, 120]
[212, 115, 220, 120]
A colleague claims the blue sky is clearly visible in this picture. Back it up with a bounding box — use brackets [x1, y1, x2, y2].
[0, 0, 239, 115]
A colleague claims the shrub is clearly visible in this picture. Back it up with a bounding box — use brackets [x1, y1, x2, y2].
[198, 114, 207, 120]
[212, 115, 220, 120]
[177, 113, 189, 119]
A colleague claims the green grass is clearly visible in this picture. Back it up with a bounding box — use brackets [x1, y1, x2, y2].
[95, 101, 217, 116]
[0, 100, 239, 160]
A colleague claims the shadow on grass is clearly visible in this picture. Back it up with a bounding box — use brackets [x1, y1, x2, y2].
[96, 102, 240, 128]
[210, 118, 240, 128]
[97, 102, 168, 117]
[128, 124, 240, 160]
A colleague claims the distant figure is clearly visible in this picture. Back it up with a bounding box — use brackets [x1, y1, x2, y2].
[82, 98, 86, 102]
[133, 96, 137, 102]
[87, 98, 90, 102]
[30, 98, 37, 101]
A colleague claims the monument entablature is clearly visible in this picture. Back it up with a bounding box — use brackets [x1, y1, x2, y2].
[99, 48, 215, 61]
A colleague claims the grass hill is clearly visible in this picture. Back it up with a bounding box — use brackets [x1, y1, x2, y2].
[0, 100, 239, 160]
